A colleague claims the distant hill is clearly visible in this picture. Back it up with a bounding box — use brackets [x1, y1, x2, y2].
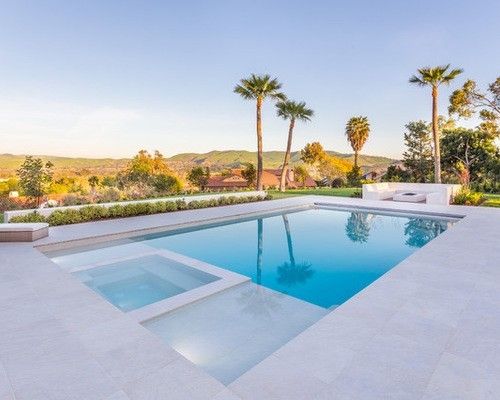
[168, 150, 395, 170]
[0, 150, 395, 177]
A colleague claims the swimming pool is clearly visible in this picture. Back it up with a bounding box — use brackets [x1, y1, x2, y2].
[47, 206, 456, 384]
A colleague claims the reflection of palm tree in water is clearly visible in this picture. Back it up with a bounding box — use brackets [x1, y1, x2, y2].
[256, 218, 263, 284]
[277, 215, 314, 287]
[236, 217, 281, 319]
[404, 218, 449, 247]
[345, 212, 372, 243]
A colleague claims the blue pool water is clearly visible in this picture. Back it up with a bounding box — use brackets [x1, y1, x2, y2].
[47, 206, 456, 384]
[140, 207, 454, 308]
[72, 255, 220, 311]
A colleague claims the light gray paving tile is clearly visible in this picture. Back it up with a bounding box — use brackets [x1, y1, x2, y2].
[328, 333, 443, 399]
[273, 317, 356, 383]
[446, 298, 500, 374]
[211, 388, 242, 400]
[399, 284, 472, 327]
[105, 390, 131, 400]
[3, 334, 119, 400]
[93, 333, 180, 386]
[124, 357, 225, 400]
[382, 309, 455, 349]
[0, 360, 14, 400]
[229, 355, 329, 400]
[422, 352, 500, 400]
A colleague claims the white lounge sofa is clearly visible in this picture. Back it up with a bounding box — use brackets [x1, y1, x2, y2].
[362, 183, 461, 205]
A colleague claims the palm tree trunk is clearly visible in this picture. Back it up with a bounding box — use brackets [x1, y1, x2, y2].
[256, 218, 263, 285]
[354, 151, 358, 169]
[282, 215, 295, 266]
[432, 86, 441, 183]
[256, 97, 264, 191]
[279, 118, 295, 192]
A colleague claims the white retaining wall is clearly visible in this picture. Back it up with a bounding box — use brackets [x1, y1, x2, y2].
[4, 191, 267, 222]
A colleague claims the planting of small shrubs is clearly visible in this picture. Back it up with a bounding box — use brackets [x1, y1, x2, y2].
[9, 194, 273, 226]
[452, 188, 485, 206]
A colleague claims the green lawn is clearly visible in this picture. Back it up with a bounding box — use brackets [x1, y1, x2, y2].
[268, 187, 359, 199]
[482, 193, 500, 208]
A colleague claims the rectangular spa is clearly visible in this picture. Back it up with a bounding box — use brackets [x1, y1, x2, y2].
[46, 206, 457, 384]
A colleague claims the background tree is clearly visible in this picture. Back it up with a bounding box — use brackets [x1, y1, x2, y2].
[384, 164, 411, 182]
[152, 174, 183, 194]
[345, 116, 370, 186]
[17, 156, 54, 206]
[275, 100, 314, 191]
[293, 165, 308, 187]
[402, 121, 434, 182]
[187, 166, 210, 190]
[234, 74, 286, 190]
[300, 142, 326, 165]
[449, 77, 500, 138]
[409, 64, 463, 183]
[241, 163, 256, 187]
[441, 128, 499, 188]
[88, 175, 100, 191]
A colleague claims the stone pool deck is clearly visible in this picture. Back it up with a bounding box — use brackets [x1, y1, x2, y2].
[0, 196, 499, 399]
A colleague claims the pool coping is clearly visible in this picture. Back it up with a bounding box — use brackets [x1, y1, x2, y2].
[0, 195, 499, 399]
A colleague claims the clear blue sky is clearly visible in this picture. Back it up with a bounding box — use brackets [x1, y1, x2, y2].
[1, 0, 498, 159]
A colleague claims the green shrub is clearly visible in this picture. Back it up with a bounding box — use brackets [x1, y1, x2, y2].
[452, 188, 485, 206]
[8, 194, 270, 226]
[10, 211, 47, 223]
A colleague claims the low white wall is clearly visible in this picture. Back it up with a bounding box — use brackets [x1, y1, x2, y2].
[362, 183, 461, 205]
[4, 191, 267, 222]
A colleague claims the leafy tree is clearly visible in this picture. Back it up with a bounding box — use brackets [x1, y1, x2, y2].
[449, 77, 500, 138]
[241, 163, 256, 187]
[151, 174, 182, 194]
[88, 176, 100, 191]
[384, 165, 411, 182]
[126, 150, 172, 184]
[293, 165, 308, 187]
[17, 156, 54, 206]
[346, 166, 362, 187]
[234, 74, 286, 190]
[409, 64, 463, 182]
[441, 128, 499, 187]
[345, 116, 370, 169]
[101, 176, 117, 187]
[300, 142, 325, 165]
[275, 100, 314, 191]
[402, 121, 434, 182]
[187, 166, 210, 190]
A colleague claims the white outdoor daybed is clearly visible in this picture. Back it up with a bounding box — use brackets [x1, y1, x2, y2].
[362, 183, 461, 205]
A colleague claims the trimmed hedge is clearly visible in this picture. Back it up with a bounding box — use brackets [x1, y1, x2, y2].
[9, 194, 273, 226]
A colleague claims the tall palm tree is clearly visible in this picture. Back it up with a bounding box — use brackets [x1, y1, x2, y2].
[276, 100, 314, 191]
[234, 74, 286, 190]
[345, 116, 370, 168]
[409, 65, 463, 183]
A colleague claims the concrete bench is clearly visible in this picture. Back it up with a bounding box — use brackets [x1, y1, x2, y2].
[0, 223, 49, 242]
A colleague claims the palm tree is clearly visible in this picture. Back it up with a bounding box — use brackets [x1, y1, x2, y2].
[234, 74, 286, 190]
[345, 116, 370, 169]
[276, 101, 314, 191]
[409, 65, 463, 183]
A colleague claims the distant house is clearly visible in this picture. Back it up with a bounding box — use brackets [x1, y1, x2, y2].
[205, 174, 248, 190]
[361, 161, 404, 182]
[204, 168, 316, 190]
